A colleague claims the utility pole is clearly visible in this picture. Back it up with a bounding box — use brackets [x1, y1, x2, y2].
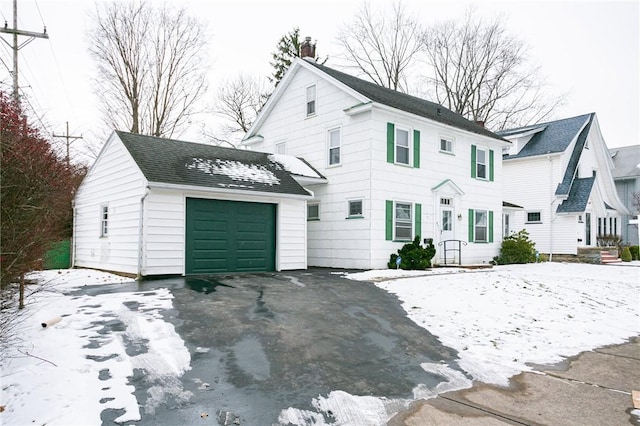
[0, 0, 49, 105]
[53, 122, 82, 167]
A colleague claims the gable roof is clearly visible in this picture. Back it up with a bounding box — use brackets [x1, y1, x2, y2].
[556, 177, 595, 214]
[555, 114, 594, 196]
[609, 145, 640, 179]
[115, 131, 311, 197]
[500, 113, 593, 160]
[304, 61, 504, 141]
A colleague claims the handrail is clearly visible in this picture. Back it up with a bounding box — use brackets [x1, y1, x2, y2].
[438, 239, 468, 265]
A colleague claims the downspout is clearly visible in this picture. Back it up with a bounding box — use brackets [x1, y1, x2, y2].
[303, 187, 315, 271]
[548, 154, 554, 262]
[137, 187, 150, 280]
[71, 199, 76, 268]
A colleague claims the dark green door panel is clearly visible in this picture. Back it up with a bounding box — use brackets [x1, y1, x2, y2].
[185, 198, 276, 274]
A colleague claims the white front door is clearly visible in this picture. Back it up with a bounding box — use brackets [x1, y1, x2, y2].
[439, 202, 456, 263]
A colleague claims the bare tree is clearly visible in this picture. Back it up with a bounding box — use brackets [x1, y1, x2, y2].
[216, 74, 267, 135]
[337, 1, 424, 92]
[422, 9, 564, 130]
[88, 1, 208, 138]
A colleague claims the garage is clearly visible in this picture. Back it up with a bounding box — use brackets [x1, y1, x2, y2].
[185, 198, 276, 274]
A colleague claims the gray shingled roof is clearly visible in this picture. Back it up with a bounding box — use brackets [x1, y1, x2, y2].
[609, 145, 640, 179]
[116, 131, 311, 197]
[555, 115, 593, 196]
[500, 113, 592, 160]
[556, 177, 595, 214]
[306, 61, 504, 142]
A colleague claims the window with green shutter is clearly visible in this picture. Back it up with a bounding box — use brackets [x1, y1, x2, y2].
[471, 145, 494, 181]
[468, 209, 494, 243]
[386, 123, 420, 167]
[413, 130, 420, 168]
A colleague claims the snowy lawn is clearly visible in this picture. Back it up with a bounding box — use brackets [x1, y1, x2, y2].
[352, 262, 640, 386]
[1, 263, 638, 425]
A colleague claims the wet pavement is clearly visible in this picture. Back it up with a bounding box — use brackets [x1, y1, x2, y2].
[88, 269, 463, 425]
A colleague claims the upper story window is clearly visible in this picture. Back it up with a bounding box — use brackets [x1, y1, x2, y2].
[328, 128, 341, 166]
[471, 145, 494, 181]
[395, 128, 410, 165]
[476, 148, 487, 179]
[440, 137, 454, 154]
[275, 142, 286, 154]
[100, 205, 109, 237]
[306, 85, 316, 117]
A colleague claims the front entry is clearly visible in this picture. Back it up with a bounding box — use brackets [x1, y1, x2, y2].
[439, 197, 456, 263]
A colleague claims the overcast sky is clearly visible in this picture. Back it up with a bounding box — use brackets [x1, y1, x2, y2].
[0, 0, 638, 162]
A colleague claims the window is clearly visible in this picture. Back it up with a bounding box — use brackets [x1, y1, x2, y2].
[275, 142, 286, 154]
[474, 210, 488, 242]
[476, 148, 487, 179]
[526, 211, 542, 223]
[348, 199, 363, 218]
[442, 210, 452, 231]
[307, 204, 319, 220]
[503, 213, 511, 237]
[440, 197, 452, 206]
[395, 128, 410, 165]
[100, 205, 109, 237]
[328, 128, 341, 166]
[306, 85, 316, 116]
[395, 202, 412, 240]
[440, 138, 454, 153]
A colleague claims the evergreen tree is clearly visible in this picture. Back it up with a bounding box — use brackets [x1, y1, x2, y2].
[269, 27, 302, 85]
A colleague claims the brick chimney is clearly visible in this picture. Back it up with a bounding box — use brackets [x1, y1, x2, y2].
[300, 36, 316, 61]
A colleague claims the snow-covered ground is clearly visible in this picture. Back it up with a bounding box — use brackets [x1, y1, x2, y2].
[1, 263, 638, 425]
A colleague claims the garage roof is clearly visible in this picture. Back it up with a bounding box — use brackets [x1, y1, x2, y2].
[116, 131, 312, 197]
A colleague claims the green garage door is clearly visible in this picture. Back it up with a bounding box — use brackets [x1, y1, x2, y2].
[185, 198, 276, 274]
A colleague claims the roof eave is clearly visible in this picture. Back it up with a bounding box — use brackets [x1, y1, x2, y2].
[147, 181, 314, 200]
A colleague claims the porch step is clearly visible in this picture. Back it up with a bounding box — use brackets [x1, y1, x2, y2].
[600, 251, 622, 264]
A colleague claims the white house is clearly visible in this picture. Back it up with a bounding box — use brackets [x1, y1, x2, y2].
[73, 131, 319, 277]
[609, 145, 640, 245]
[499, 113, 630, 256]
[242, 57, 510, 268]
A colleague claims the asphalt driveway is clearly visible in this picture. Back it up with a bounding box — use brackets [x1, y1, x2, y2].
[93, 269, 463, 425]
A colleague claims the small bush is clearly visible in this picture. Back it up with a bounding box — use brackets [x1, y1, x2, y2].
[620, 246, 632, 262]
[629, 245, 639, 261]
[492, 229, 536, 265]
[388, 236, 436, 270]
[596, 234, 622, 248]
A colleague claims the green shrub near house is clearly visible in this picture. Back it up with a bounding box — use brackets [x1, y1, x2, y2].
[492, 229, 537, 265]
[388, 236, 436, 270]
[620, 246, 632, 262]
[629, 246, 639, 261]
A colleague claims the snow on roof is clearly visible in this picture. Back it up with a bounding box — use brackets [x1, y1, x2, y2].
[268, 154, 322, 178]
[187, 158, 280, 186]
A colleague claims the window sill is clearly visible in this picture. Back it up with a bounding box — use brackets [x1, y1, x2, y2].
[307, 218, 320, 222]
[327, 163, 341, 168]
[439, 150, 455, 156]
[525, 221, 543, 224]
[346, 215, 364, 220]
[393, 162, 413, 168]
[305, 113, 317, 119]
[393, 239, 412, 243]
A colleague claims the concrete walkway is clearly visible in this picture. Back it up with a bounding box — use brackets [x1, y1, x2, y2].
[389, 337, 639, 426]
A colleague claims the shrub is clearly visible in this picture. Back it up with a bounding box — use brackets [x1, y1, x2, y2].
[388, 236, 436, 270]
[492, 229, 536, 265]
[620, 246, 632, 262]
[596, 234, 622, 248]
[629, 245, 639, 261]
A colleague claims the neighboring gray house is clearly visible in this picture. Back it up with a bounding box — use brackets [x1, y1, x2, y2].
[73, 131, 321, 277]
[499, 113, 629, 256]
[609, 145, 640, 245]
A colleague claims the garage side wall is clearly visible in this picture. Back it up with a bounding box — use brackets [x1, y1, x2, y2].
[142, 189, 307, 275]
[73, 136, 146, 275]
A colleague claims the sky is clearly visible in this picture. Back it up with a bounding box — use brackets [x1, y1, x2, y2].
[1, 262, 638, 424]
[0, 0, 638, 163]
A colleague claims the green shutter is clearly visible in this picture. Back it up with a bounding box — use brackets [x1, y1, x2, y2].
[489, 149, 495, 182]
[468, 209, 474, 242]
[387, 123, 395, 163]
[489, 210, 494, 242]
[413, 130, 420, 168]
[471, 145, 477, 178]
[415, 203, 422, 238]
[385, 200, 393, 240]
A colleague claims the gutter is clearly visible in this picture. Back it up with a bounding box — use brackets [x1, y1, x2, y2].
[147, 181, 314, 200]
